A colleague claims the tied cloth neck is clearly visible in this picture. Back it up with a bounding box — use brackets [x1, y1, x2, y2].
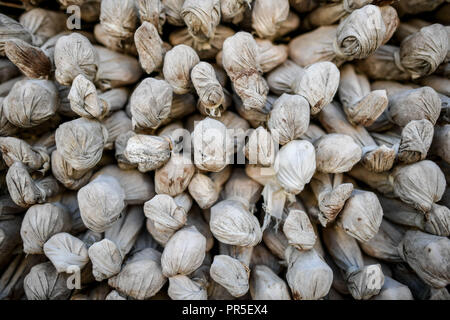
[393, 49, 407, 73]
[261, 182, 297, 231]
[227, 195, 252, 213]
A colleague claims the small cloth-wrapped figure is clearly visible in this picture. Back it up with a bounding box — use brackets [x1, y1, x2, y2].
[54, 33, 98, 86]
[314, 133, 362, 173]
[210, 255, 250, 298]
[398, 230, 450, 289]
[289, 5, 389, 67]
[191, 61, 225, 117]
[68, 75, 128, 120]
[391, 160, 446, 213]
[267, 93, 310, 146]
[168, 274, 208, 300]
[0, 137, 50, 174]
[371, 120, 434, 164]
[161, 226, 206, 277]
[338, 64, 388, 127]
[3, 79, 58, 128]
[358, 219, 405, 263]
[99, 0, 138, 40]
[108, 256, 166, 300]
[357, 24, 448, 80]
[251, 0, 290, 40]
[188, 166, 231, 209]
[323, 224, 385, 300]
[134, 22, 165, 74]
[285, 246, 333, 300]
[123, 134, 172, 172]
[43, 232, 89, 274]
[192, 117, 234, 172]
[55, 118, 108, 172]
[163, 45, 200, 95]
[319, 102, 396, 173]
[250, 264, 290, 300]
[78, 165, 154, 233]
[181, 0, 221, 43]
[0, 14, 32, 56]
[210, 169, 262, 247]
[336, 188, 383, 242]
[4, 39, 52, 79]
[130, 78, 173, 132]
[6, 162, 61, 208]
[21, 203, 72, 254]
[282, 208, 316, 251]
[266, 60, 340, 116]
[144, 193, 192, 245]
[88, 239, 123, 282]
[275, 140, 316, 196]
[24, 262, 72, 300]
[222, 32, 269, 113]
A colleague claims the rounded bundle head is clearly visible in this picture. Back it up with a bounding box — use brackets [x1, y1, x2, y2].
[54, 33, 98, 86]
[88, 239, 123, 281]
[337, 190, 383, 242]
[163, 44, 200, 94]
[108, 259, 166, 300]
[43, 232, 89, 273]
[250, 265, 291, 300]
[78, 175, 126, 233]
[55, 118, 108, 171]
[130, 78, 173, 131]
[274, 140, 316, 195]
[24, 262, 71, 300]
[181, 0, 221, 42]
[192, 117, 234, 172]
[314, 134, 362, 173]
[3, 79, 58, 128]
[399, 24, 448, 79]
[168, 275, 208, 300]
[210, 200, 262, 247]
[161, 226, 206, 277]
[21, 203, 72, 254]
[392, 160, 446, 213]
[285, 247, 333, 300]
[268, 93, 310, 146]
[210, 255, 250, 297]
